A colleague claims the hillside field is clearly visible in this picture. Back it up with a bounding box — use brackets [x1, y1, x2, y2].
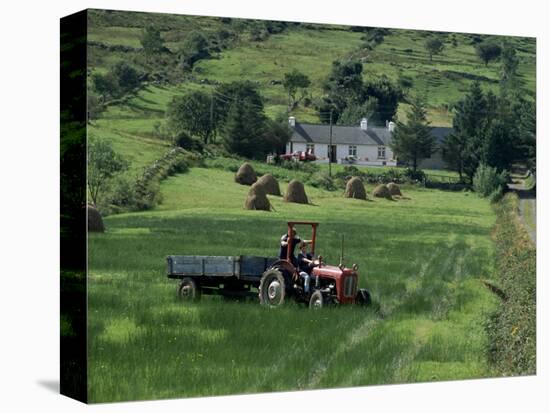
[88, 9, 535, 128]
[88, 167, 497, 402]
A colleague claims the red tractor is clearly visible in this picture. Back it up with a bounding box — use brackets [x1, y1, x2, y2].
[258, 221, 371, 308]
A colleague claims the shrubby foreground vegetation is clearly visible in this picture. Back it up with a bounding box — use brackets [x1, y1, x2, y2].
[486, 194, 536, 375]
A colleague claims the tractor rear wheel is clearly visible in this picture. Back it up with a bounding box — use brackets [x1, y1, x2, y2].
[309, 290, 324, 309]
[177, 277, 201, 302]
[259, 269, 286, 306]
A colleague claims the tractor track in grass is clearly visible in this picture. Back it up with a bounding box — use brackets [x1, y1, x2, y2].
[300, 316, 382, 389]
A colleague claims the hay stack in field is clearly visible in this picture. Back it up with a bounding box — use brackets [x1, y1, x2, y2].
[387, 182, 402, 196]
[284, 180, 308, 204]
[256, 174, 281, 196]
[344, 177, 367, 200]
[235, 162, 257, 185]
[244, 182, 271, 211]
[87, 204, 104, 232]
[372, 184, 392, 199]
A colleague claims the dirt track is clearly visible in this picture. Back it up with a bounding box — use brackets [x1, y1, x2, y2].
[508, 178, 536, 243]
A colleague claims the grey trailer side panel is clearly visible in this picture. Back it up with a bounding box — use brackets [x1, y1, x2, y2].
[240, 256, 277, 276]
[169, 255, 238, 276]
[167, 255, 276, 280]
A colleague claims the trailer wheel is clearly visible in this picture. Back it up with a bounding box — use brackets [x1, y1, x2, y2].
[177, 277, 201, 302]
[259, 269, 286, 306]
[356, 289, 371, 307]
[309, 290, 324, 309]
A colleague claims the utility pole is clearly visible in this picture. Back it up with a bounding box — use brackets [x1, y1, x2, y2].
[329, 108, 333, 177]
[209, 93, 215, 144]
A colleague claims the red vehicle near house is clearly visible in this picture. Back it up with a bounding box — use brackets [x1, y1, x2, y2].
[279, 150, 317, 162]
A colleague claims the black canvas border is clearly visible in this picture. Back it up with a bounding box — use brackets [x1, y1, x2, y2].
[60, 9, 88, 404]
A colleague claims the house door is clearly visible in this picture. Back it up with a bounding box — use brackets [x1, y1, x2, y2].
[328, 145, 337, 163]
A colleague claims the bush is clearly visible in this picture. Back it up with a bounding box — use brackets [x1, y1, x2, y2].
[174, 131, 204, 152]
[404, 168, 426, 183]
[107, 175, 137, 208]
[278, 160, 319, 174]
[309, 172, 337, 191]
[489, 187, 504, 204]
[473, 164, 508, 197]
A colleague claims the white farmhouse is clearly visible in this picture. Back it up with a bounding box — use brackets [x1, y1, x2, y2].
[286, 116, 453, 169]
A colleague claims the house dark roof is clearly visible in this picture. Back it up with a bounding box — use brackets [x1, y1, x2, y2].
[290, 122, 453, 146]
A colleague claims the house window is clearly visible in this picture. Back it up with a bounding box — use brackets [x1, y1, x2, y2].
[348, 145, 357, 157]
[306, 143, 315, 154]
[378, 146, 386, 159]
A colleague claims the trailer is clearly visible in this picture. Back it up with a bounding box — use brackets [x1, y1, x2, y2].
[167, 255, 277, 300]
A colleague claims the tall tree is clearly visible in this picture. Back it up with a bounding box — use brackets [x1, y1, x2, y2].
[441, 132, 466, 181]
[444, 82, 495, 182]
[282, 69, 311, 110]
[500, 43, 520, 94]
[323, 59, 364, 106]
[361, 28, 390, 49]
[475, 40, 502, 66]
[87, 137, 128, 206]
[111, 62, 140, 93]
[336, 98, 378, 125]
[390, 95, 435, 171]
[166, 90, 217, 144]
[514, 99, 536, 173]
[215, 81, 264, 126]
[179, 31, 210, 69]
[425, 37, 445, 61]
[363, 76, 403, 125]
[262, 116, 293, 155]
[482, 118, 516, 172]
[221, 99, 266, 159]
[140, 25, 164, 55]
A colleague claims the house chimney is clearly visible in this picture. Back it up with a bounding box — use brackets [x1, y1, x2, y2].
[289, 116, 296, 127]
[360, 118, 368, 131]
[388, 121, 396, 132]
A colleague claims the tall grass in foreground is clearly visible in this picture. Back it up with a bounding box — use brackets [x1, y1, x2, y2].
[486, 193, 536, 375]
[87, 167, 497, 402]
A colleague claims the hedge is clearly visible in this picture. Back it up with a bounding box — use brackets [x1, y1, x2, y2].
[486, 193, 536, 375]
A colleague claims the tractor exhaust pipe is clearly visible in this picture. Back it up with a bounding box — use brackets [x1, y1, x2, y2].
[339, 234, 344, 267]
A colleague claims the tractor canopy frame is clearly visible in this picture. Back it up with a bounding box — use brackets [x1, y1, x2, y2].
[285, 221, 319, 265]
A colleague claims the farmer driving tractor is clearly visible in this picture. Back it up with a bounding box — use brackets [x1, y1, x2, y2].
[297, 241, 319, 293]
[278, 227, 311, 265]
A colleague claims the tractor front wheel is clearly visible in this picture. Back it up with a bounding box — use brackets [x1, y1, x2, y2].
[259, 269, 286, 306]
[356, 289, 371, 307]
[177, 277, 201, 302]
[309, 290, 324, 309]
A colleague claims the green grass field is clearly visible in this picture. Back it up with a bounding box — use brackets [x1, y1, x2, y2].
[88, 167, 497, 402]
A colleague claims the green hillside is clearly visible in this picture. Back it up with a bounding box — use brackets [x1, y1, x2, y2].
[88, 9, 535, 135]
